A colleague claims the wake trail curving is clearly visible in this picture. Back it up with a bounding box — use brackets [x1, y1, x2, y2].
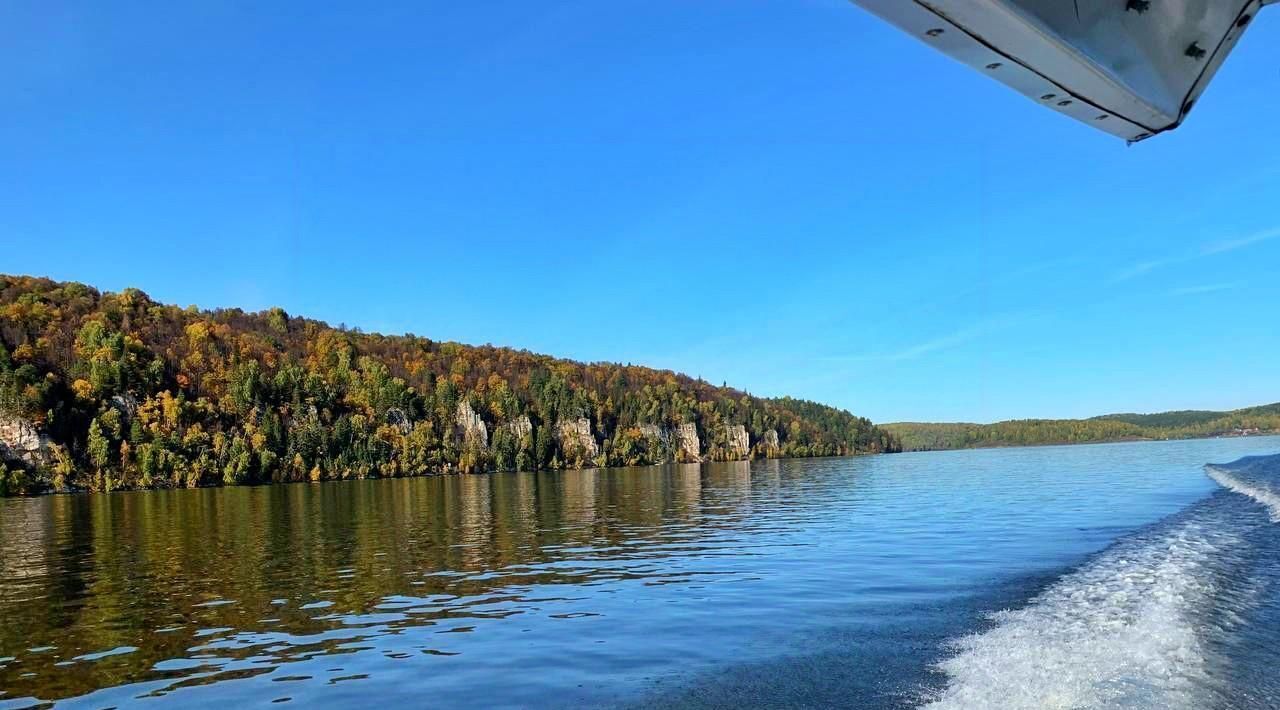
[1205, 454, 1280, 522]
[920, 453, 1280, 710]
[920, 518, 1238, 709]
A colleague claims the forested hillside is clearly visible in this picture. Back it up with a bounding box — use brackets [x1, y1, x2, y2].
[887, 404, 1280, 452]
[0, 276, 898, 495]
[1092, 404, 1280, 430]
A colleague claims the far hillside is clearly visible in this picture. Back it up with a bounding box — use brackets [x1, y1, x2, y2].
[0, 275, 899, 496]
[886, 403, 1280, 452]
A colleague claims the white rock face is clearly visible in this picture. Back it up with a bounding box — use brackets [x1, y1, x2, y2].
[504, 415, 532, 441]
[761, 429, 781, 457]
[673, 423, 701, 462]
[455, 400, 488, 449]
[723, 424, 750, 460]
[556, 418, 598, 460]
[0, 413, 51, 469]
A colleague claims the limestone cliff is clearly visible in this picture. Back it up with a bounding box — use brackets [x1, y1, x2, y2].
[0, 413, 51, 470]
[632, 424, 668, 462]
[556, 418, 598, 461]
[759, 429, 781, 458]
[723, 424, 750, 460]
[673, 423, 700, 463]
[503, 415, 533, 442]
[455, 400, 488, 449]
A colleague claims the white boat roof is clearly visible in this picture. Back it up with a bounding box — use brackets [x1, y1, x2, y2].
[848, 0, 1270, 141]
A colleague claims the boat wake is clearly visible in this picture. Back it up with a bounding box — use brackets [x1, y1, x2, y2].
[920, 453, 1280, 710]
[1205, 455, 1280, 522]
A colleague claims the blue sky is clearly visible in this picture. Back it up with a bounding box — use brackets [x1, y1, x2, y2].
[3, 1, 1278, 423]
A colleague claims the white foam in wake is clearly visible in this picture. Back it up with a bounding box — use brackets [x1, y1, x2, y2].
[1206, 454, 1280, 523]
[921, 518, 1238, 710]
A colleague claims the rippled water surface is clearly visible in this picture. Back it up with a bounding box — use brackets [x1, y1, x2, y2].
[3, 436, 1280, 709]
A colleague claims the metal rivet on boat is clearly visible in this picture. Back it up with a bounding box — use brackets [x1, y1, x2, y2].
[1057, 100, 1073, 107]
[926, 28, 945, 37]
[986, 62, 1002, 70]
[1185, 42, 1206, 60]
[1040, 93, 1056, 100]
[1237, 14, 1252, 28]
[1096, 114, 1109, 121]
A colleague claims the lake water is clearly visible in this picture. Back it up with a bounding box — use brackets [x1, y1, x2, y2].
[3, 436, 1280, 709]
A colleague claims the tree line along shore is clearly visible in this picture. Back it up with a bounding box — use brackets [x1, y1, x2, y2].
[0, 275, 900, 496]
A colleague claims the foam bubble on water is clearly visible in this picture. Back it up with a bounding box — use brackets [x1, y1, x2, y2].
[1206, 454, 1280, 522]
[921, 519, 1238, 710]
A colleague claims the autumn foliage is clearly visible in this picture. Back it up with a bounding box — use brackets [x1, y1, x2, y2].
[0, 275, 899, 495]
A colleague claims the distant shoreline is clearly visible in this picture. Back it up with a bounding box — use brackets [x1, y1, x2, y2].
[889, 430, 1280, 454]
[884, 403, 1280, 453]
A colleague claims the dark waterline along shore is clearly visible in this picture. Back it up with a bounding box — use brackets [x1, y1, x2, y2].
[4, 437, 1279, 708]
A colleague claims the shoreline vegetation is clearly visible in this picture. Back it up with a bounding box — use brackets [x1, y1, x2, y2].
[886, 404, 1280, 452]
[0, 275, 900, 497]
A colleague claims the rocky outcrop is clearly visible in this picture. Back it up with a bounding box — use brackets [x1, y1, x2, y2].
[638, 424, 665, 443]
[503, 415, 533, 441]
[723, 424, 750, 460]
[673, 423, 700, 462]
[760, 429, 781, 458]
[556, 418, 598, 460]
[455, 400, 488, 449]
[109, 394, 139, 423]
[386, 408, 412, 434]
[0, 413, 51, 469]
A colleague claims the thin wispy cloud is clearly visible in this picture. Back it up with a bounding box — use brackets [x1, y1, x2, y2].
[1201, 227, 1280, 256]
[1111, 226, 1280, 282]
[887, 325, 991, 362]
[820, 316, 1025, 364]
[1112, 259, 1171, 282]
[1167, 282, 1241, 297]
